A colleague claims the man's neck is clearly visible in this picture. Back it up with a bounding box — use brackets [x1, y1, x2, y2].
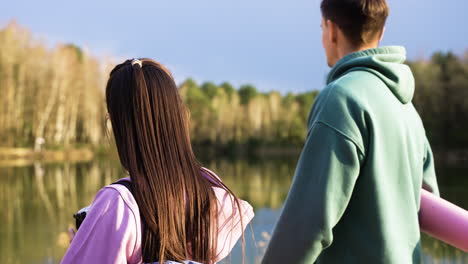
[337, 43, 379, 62]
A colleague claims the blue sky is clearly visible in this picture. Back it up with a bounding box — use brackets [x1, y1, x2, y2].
[1, 0, 467, 93]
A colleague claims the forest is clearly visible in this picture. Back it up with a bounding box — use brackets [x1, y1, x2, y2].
[1, 22, 467, 156]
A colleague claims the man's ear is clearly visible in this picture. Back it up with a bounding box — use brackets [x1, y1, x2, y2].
[379, 27, 385, 42]
[327, 19, 338, 44]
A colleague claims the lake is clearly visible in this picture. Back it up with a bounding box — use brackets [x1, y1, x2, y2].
[0, 157, 467, 263]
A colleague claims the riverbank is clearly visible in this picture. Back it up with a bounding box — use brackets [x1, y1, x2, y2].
[434, 149, 468, 167]
[192, 144, 302, 160]
[0, 147, 95, 167]
[0, 146, 466, 167]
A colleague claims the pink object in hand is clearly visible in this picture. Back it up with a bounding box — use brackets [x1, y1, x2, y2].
[419, 189, 468, 252]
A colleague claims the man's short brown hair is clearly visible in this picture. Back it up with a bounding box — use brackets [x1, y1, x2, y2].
[321, 0, 389, 46]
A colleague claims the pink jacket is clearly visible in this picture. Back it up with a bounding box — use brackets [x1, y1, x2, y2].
[61, 172, 254, 264]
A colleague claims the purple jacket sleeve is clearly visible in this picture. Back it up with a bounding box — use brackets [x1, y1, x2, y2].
[61, 187, 141, 264]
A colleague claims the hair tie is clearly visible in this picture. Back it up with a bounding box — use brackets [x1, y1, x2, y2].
[131, 59, 142, 67]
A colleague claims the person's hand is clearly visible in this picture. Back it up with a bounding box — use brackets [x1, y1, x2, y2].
[68, 227, 76, 243]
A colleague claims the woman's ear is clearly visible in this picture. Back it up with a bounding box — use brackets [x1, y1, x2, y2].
[327, 19, 338, 44]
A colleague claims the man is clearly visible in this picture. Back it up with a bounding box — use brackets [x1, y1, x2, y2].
[262, 0, 439, 263]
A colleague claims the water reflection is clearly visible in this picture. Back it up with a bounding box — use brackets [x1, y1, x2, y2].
[0, 159, 466, 263]
[202, 158, 297, 210]
[0, 160, 126, 264]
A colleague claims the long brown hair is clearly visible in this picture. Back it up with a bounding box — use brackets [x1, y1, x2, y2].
[105, 59, 243, 263]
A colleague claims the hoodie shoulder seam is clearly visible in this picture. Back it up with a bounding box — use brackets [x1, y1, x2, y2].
[310, 75, 367, 156]
[314, 121, 366, 158]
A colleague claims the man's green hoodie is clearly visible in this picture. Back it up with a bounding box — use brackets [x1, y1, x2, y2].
[262, 46, 439, 264]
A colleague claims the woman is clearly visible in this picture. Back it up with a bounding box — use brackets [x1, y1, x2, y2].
[61, 59, 254, 264]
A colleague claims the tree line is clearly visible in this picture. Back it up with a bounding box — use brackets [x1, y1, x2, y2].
[409, 53, 468, 150]
[0, 22, 467, 153]
[0, 22, 106, 149]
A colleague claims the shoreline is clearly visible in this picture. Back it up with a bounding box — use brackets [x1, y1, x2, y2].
[0, 146, 467, 166]
[0, 147, 95, 167]
[433, 149, 468, 167]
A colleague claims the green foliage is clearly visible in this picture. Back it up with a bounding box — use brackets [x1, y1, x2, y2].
[411, 51, 468, 149]
[220, 82, 235, 97]
[238, 84, 258, 105]
[295, 91, 318, 123]
[201, 81, 219, 99]
[179, 80, 315, 147]
[1, 22, 467, 152]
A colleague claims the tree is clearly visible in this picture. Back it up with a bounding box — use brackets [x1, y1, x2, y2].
[201, 82, 219, 99]
[220, 82, 235, 98]
[239, 84, 258, 105]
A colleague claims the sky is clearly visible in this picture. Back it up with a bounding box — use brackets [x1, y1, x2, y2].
[1, 0, 468, 93]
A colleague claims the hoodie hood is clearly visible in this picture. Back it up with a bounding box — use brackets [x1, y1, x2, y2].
[326, 46, 414, 104]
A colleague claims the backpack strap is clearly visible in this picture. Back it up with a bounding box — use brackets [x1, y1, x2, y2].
[111, 179, 133, 194]
[73, 179, 134, 230]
